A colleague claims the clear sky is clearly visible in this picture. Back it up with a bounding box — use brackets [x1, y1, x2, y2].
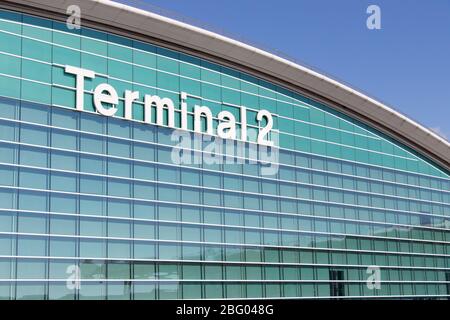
[117, 0, 450, 140]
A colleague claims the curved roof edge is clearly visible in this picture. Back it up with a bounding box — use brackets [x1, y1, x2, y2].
[3, 0, 450, 173]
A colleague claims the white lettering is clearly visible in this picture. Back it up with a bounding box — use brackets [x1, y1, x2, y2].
[64, 65, 95, 111]
[194, 105, 213, 135]
[180, 92, 188, 130]
[124, 90, 140, 120]
[217, 110, 236, 139]
[240, 106, 247, 141]
[145, 95, 175, 127]
[257, 109, 274, 146]
[93, 83, 118, 116]
[63, 65, 275, 146]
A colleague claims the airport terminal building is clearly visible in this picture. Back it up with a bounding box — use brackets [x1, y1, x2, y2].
[0, 0, 449, 299]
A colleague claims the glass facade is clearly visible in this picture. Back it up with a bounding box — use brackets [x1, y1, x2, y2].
[0, 8, 449, 300]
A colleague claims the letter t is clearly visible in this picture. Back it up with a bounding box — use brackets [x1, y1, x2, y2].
[65, 65, 95, 111]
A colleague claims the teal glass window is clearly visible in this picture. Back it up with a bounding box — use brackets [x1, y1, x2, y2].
[0, 9, 449, 300]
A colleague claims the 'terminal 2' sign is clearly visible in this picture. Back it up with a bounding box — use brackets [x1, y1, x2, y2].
[65, 65, 275, 147]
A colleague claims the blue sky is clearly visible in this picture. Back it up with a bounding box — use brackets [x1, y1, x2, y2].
[118, 0, 450, 140]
